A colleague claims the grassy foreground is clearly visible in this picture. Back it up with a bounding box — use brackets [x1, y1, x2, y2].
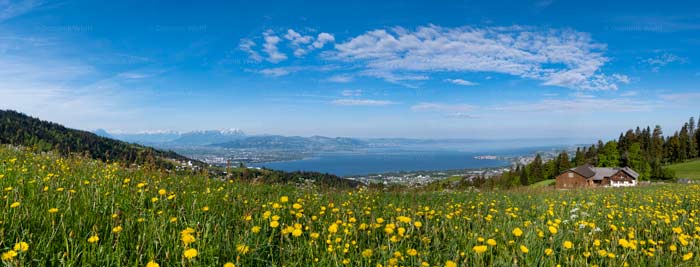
[1, 146, 699, 266]
[665, 159, 700, 180]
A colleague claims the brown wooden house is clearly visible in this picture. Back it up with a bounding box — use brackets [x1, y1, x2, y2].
[555, 164, 639, 189]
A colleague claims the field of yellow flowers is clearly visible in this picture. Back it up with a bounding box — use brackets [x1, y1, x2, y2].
[0, 145, 699, 266]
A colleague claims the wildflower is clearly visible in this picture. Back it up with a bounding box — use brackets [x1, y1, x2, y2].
[414, 221, 423, 228]
[48, 208, 59, 213]
[683, 252, 693, 261]
[10, 202, 19, 208]
[1, 250, 17, 260]
[236, 244, 250, 254]
[183, 248, 198, 259]
[224, 263, 235, 267]
[548, 226, 557, 234]
[669, 245, 677, 252]
[270, 221, 279, 228]
[181, 233, 196, 246]
[13, 242, 28, 252]
[362, 249, 373, 258]
[202, 206, 209, 212]
[88, 235, 99, 243]
[472, 245, 488, 254]
[672, 227, 683, 234]
[407, 249, 418, 256]
[512, 227, 523, 237]
[280, 196, 289, 203]
[563, 241, 573, 249]
[146, 261, 160, 267]
[545, 248, 553, 256]
[445, 260, 457, 267]
[112, 226, 123, 233]
[292, 228, 302, 237]
[487, 239, 497, 246]
[520, 245, 529, 253]
[251, 226, 261, 233]
[158, 189, 167, 195]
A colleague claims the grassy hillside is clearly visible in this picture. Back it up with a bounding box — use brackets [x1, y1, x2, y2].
[665, 159, 700, 180]
[0, 110, 199, 170]
[1, 146, 699, 266]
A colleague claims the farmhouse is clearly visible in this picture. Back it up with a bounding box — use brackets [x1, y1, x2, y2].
[555, 164, 639, 189]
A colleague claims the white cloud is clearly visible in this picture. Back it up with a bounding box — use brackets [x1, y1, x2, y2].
[258, 67, 302, 77]
[331, 99, 395, 106]
[619, 90, 638, 97]
[262, 30, 287, 63]
[239, 39, 262, 62]
[312, 32, 335, 49]
[0, 0, 42, 22]
[643, 53, 687, 72]
[411, 103, 476, 113]
[341, 89, 362, 97]
[284, 29, 313, 57]
[327, 74, 353, 83]
[491, 98, 653, 113]
[445, 112, 477, 119]
[332, 25, 625, 90]
[659, 92, 700, 102]
[445, 78, 477, 86]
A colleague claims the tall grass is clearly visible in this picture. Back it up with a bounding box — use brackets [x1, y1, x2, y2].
[0, 146, 698, 266]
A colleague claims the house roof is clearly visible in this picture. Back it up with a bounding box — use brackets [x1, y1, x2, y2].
[568, 164, 595, 178]
[591, 167, 618, 181]
[564, 165, 639, 180]
[619, 167, 640, 179]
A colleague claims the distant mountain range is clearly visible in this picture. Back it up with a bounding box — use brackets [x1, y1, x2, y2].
[95, 129, 246, 146]
[211, 135, 367, 151]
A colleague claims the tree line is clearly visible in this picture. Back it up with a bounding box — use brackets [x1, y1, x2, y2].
[496, 116, 700, 188]
[0, 110, 197, 170]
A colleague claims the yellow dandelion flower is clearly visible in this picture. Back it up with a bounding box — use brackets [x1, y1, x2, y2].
[48, 208, 59, 214]
[10, 202, 19, 208]
[472, 245, 488, 254]
[236, 244, 250, 254]
[683, 252, 693, 261]
[112, 226, 123, 233]
[146, 261, 160, 267]
[407, 249, 418, 256]
[13, 242, 28, 252]
[512, 227, 523, 237]
[223, 263, 235, 267]
[445, 260, 457, 267]
[88, 235, 99, 243]
[362, 249, 373, 258]
[548, 226, 558, 234]
[487, 239, 497, 246]
[1, 250, 17, 260]
[545, 248, 553, 256]
[251, 226, 261, 233]
[183, 248, 198, 259]
[563, 241, 573, 249]
[270, 221, 279, 228]
[280, 196, 289, 203]
[292, 228, 302, 237]
[520, 245, 529, 253]
[202, 206, 209, 212]
[158, 189, 166, 195]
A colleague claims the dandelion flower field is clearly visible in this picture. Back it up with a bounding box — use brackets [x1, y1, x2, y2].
[1, 146, 699, 266]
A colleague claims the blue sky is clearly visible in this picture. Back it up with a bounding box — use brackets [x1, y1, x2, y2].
[0, 0, 698, 139]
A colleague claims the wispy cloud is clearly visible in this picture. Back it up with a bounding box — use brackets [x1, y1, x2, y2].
[491, 98, 653, 113]
[0, 0, 42, 22]
[262, 30, 287, 63]
[242, 29, 335, 62]
[411, 103, 476, 113]
[331, 99, 395, 106]
[239, 39, 262, 62]
[659, 92, 700, 102]
[332, 25, 627, 90]
[327, 74, 353, 83]
[643, 53, 687, 72]
[341, 89, 362, 97]
[445, 78, 478, 86]
[258, 66, 302, 77]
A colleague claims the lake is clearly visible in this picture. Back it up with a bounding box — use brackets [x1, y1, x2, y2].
[253, 150, 509, 176]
